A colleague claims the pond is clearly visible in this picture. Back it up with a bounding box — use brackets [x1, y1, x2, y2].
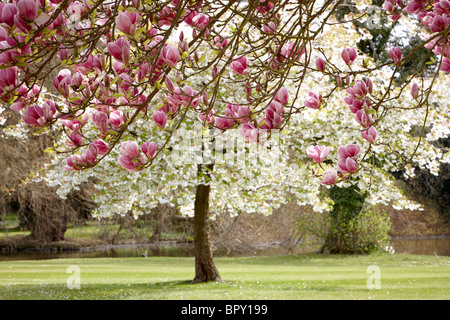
[0, 237, 449, 261]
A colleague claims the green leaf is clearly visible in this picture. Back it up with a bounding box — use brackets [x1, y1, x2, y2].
[44, 147, 55, 154]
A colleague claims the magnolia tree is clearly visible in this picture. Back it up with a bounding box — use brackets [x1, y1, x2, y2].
[0, 0, 449, 282]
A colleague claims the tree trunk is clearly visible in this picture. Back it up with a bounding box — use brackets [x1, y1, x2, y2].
[192, 163, 222, 283]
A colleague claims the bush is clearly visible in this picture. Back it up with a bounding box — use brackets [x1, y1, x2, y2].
[326, 205, 391, 254]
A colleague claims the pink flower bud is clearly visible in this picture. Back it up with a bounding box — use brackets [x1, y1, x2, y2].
[354, 109, 372, 128]
[274, 87, 289, 105]
[152, 110, 168, 128]
[58, 45, 68, 61]
[389, 47, 402, 66]
[315, 57, 326, 72]
[92, 110, 108, 132]
[142, 141, 157, 160]
[411, 83, 419, 99]
[341, 48, 357, 66]
[160, 44, 179, 68]
[262, 21, 276, 33]
[109, 110, 125, 130]
[164, 76, 175, 92]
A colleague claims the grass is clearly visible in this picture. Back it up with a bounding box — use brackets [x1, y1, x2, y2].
[0, 252, 449, 300]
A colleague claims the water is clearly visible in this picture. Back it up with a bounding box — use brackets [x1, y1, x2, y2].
[389, 236, 450, 256]
[0, 237, 448, 261]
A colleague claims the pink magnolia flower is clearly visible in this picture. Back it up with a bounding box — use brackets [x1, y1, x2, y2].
[118, 141, 146, 172]
[389, 47, 402, 66]
[306, 145, 330, 163]
[0, 4, 18, 27]
[169, 85, 200, 108]
[236, 105, 252, 124]
[115, 11, 140, 34]
[160, 44, 179, 68]
[230, 56, 249, 75]
[341, 48, 357, 66]
[109, 110, 125, 130]
[64, 154, 83, 171]
[22, 101, 56, 127]
[262, 21, 276, 33]
[337, 144, 360, 160]
[214, 116, 235, 130]
[274, 87, 289, 105]
[347, 80, 367, 99]
[213, 36, 228, 49]
[265, 107, 283, 128]
[337, 157, 358, 174]
[191, 13, 209, 30]
[142, 141, 157, 160]
[239, 123, 259, 143]
[17, 0, 39, 21]
[92, 110, 109, 132]
[304, 92, 322, 109]
[441, 57, 450, 73]
[435, 0, 450, 15]
[119, 141, 140, 158]
[315, 57, 326, 72]
[10, 100, 25, 111]
[361, 127, 378, 144]
[71, 72, 83, 88]
[65, 131, 83, 148]
[429, 15, 449, 32]
[321, 169, 337, 185]
[53, 69, 71, 98]
[267, 100, 284, 115]
[153, 109, 168, 128]
[354, 109, 373, 128]
[0, 67, 17, 97]
[92, 139, 109, 156]
[58, 45, 68, 61]
[198, 109, 215, 124]
[344, 96, 364, 114]
[107, 38, 131, 64]
[405, 0, 423, 14]
[280, 42, 305, 62]
[86, 143, 98, 164]
[164, 76, 175, 92]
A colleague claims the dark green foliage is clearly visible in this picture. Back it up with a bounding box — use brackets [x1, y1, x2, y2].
[326, 185, 390, 254]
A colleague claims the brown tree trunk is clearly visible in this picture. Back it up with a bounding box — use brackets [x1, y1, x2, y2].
[192, 163, 222, 283]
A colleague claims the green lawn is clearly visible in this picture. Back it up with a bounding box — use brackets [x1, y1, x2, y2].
[0, 253, 448, 299]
